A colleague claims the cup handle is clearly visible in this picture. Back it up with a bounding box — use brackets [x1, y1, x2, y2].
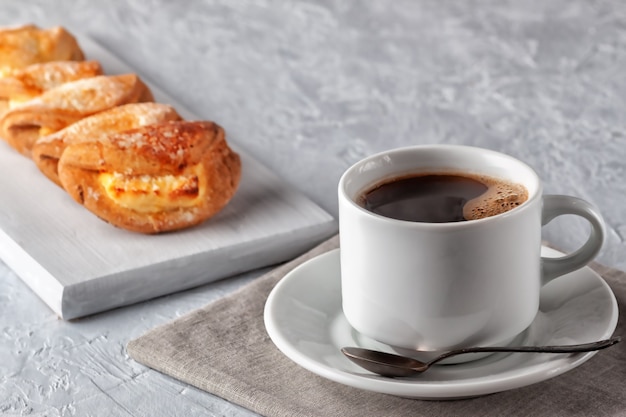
[541, 195, 605, 284]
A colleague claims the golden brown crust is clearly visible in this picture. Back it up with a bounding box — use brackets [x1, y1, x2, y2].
[0, 74, 154, 156]
[32, 102, 182, 186]
[58, 120, 241, 234]
[0, 60, 102, 104]
[0, 25, 84, 73]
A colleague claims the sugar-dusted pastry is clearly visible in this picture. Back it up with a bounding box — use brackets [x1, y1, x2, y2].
[58, 120, 241, 234]
[0, 74, 154, 156]
[0, 25, 84, 75]
[32, 102, 182, 186]
[0, 60, 102, 115]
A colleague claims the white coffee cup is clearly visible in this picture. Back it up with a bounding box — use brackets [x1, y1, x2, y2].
[338, 145, 605, 352]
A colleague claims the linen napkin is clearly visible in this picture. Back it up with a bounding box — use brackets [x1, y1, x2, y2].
[127, 235, 626, 417]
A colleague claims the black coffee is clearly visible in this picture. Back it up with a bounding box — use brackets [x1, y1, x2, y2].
[358, 173, 528, 223]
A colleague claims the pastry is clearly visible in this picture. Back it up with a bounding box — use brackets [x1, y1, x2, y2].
[32, 102, 182, 186]
[0, 73, 153, 156]
[0, 25, 84, 74]
[58, 120, 241, 234]
[0, 60, 102, 115]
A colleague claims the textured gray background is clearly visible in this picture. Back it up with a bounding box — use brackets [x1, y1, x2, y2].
[0, 1, 624, 415]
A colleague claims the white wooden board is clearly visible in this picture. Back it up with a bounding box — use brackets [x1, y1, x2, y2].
[0, 36, 336, 320]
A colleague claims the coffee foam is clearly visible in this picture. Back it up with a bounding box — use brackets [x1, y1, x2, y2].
[463, 175, 528, 220]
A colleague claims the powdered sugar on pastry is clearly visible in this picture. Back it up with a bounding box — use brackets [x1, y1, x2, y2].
[37, 102, 181, 145]
[31, 74, 147, 112]
[0, 74, 154, 156]
[32, 102, 181, 186]
[0, 61, 102, 105]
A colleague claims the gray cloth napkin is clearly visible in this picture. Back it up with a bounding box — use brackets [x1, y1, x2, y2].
[127, 235, 626, 417]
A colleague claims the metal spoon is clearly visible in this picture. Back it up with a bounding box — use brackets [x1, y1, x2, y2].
[341, 336, 621, 377]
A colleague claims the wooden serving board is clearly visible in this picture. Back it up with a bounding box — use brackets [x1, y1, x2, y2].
[0, 36, 336, 319]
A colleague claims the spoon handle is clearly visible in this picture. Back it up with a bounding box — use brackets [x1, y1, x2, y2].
[430, 336, 621, 366]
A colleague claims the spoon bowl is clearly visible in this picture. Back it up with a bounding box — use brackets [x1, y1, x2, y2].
[342, 336, 621, 378]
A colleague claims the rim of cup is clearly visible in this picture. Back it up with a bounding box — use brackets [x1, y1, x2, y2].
[338, 144, 542, 228]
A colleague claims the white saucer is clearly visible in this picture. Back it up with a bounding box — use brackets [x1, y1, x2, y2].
[264, 247, 619, 400]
